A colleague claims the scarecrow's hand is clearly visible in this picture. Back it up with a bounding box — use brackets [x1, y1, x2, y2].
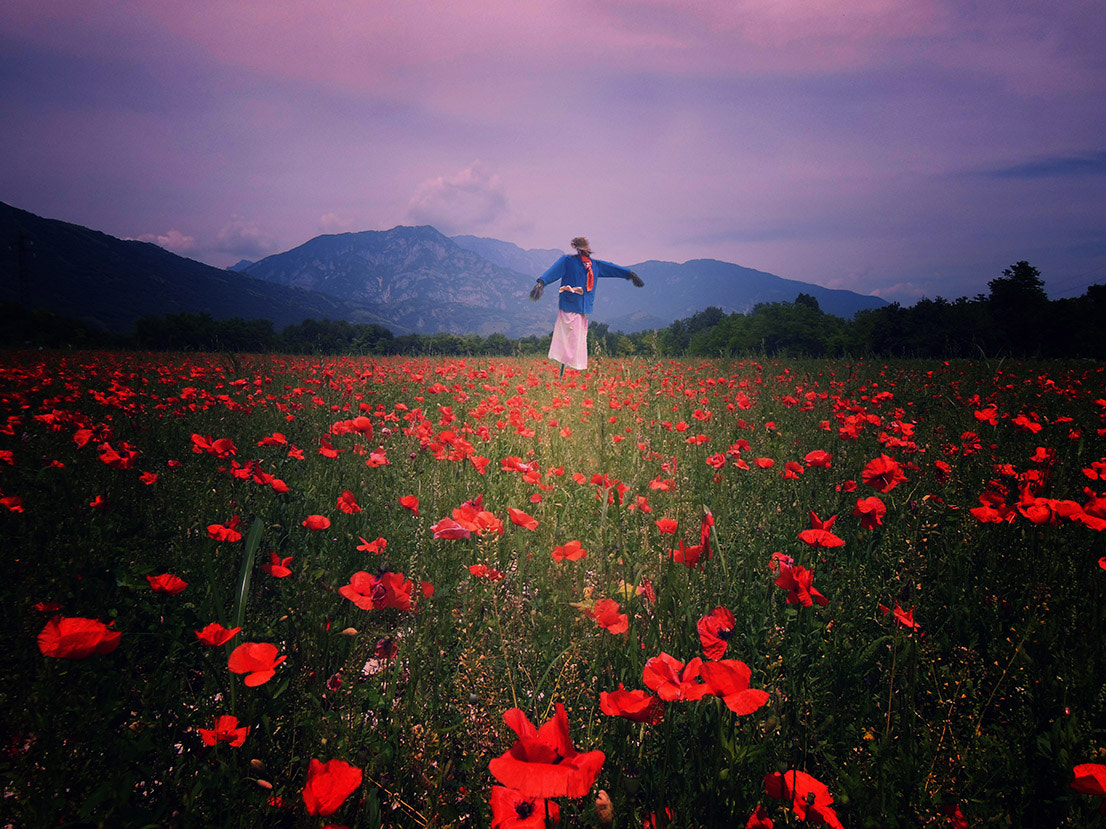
[630, 272, 644, 287]
[529, 280, 544, 301]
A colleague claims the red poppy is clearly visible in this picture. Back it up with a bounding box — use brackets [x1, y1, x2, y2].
[552, 540, 587, 561]
[782, 461, 805, 479]
[303, 514, 331, 532]
[37, 616, 121, 659]
[754, 457, 775, 469]
[642, 652, 710, 701]
[670, 539, 709, 569]
[775, 563, 829, 607]
[655, 517, 679, 534]
[398, 495, 420, 515]
[880, 603, 919, 630]
[487, 704, 605, 798]
[207, 515, 243, 542]
[227, 642, 286, 686]
[198, 714, 250, 747]
[852, 496, 887, 530]
[453, 503, 505, 536]
[1071, 763, 1106, 806]
[804, 450, 833, 468]
[261, 552, 293, 578]
[764, 769, 843, 829]
[599, 683, 665, 724]
[195, 622, 241, 647]
[797, 528, 845, 549]
[147, 573, 188, 594]
[430, 517, 472, 540]
[338, 571, 413, 611]
[697, 606, 736, 660]
[746, 803, 773, 828]
[699, 659, 771, 715]
[469, 563, 505, 581]
[336, 490, 361, 514]
[357, 536, 388, 554]
[508, 507, 539, 531]
[861, 454, 907, 493]
[302, 758, 363, 817]
[585, 598, 629, 634]
[489, 785, 560, 828]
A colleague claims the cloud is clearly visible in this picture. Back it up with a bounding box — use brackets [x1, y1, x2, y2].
[981, 151, 1106, 180]
[133, 229, 196, 254]
[405, 162, 508, 234]
[213, 217, 277, 258]
[318, 212, 356, 234]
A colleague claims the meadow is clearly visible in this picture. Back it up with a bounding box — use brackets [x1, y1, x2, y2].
[2, 350, 1105, 828]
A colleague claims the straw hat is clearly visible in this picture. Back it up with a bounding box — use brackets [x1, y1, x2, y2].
[570, 237, 592, 255]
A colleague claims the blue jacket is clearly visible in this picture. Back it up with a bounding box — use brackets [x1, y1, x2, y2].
[537, 254, 634, 315]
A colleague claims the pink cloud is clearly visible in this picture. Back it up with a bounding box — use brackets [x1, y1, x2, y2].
[133, 229, 196, 254]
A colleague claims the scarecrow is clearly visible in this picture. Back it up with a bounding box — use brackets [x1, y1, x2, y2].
[529, 237, 644, 377]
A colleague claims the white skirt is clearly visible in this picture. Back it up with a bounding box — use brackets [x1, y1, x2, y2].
[548, 310, 588, 370]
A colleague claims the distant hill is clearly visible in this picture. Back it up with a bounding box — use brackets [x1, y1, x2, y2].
[451, 235, 563, 279]
[0, 201, 887, 338]
[240, 226, 552, 337]
[0, 202, 398, 333]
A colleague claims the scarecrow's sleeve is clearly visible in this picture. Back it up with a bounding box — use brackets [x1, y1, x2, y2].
[537, 256, 568, 286]
[594, 259, 634, 280]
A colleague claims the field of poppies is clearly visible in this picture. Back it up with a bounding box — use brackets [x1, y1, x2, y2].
[2, 349, 1105, 827]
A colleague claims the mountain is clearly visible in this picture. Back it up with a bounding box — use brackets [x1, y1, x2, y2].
[599, 259, 887, 331]
[1, 200, 887, 339]
[241, 226, 551, 337]
[451, 235, 563, 279]
[0, 202, 397, 332]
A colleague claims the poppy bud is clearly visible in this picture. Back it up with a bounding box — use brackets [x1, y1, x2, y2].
[256, 779, 273, 790]
[251, 759, 265, 771]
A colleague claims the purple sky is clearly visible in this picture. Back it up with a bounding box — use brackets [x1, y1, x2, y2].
[3, 1, 1104, 304]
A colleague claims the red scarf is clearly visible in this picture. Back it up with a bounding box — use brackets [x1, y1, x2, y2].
[581, 255, 594, 292]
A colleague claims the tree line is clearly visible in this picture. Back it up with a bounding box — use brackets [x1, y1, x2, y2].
[3, 262, 1103, 359]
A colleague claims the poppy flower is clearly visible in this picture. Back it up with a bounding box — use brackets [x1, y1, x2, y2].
[207, 515, 243, 542]
[488, 704, 605, 798]
[430, 517, 472, 540]
[261, 552, 293, 578]
[469, 564, 505, 581]
[797, 528, 845, 549]
[655, 517, 678, 534]
[880, 603, 919, 630]
[746, 803, 773, 828]
[754, 457, 775, 469]
[782, 461, 805, 479]
[398, 495, 419, 515]
[1071, 763, 1106, 810]
[852, 496, 887, 530]
[302, 758, 363, 817]
[227, 642, 286, 686]
[699, 659, 771, 715]
[764, 769, 843, 829]
[670, 539, 708, 569]
[861, 454, 907, 493]
[508, 508, 539, 531]
[37, 616, 121, 659]
[697, 606, 736, 660]
[198, 714, 250, 747]
[804, 450, 833, 468]
[584, 598, 629, 635]
[303, 514, 331, 532]
[489, 785, 559, 828]
[643, 652, 710, 701]
[357, 536, 388, 554]
[775, 563, 829, 607]
[553, 540, 587, 561]
[195, 622, 241, 647]
[147, 573, 188, 594]
[599, 683, 664, 724]
[338, 571, 413, 611]
[336, 490, 361, 514]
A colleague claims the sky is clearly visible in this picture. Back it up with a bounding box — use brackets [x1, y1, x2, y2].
[2, 0, 1104, 305]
